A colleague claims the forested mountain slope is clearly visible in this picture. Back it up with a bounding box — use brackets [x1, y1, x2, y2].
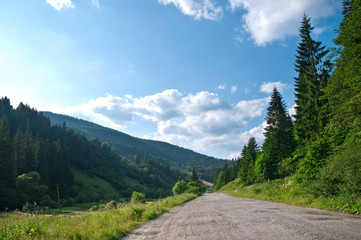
[43, 112, 226, 182]
[0, 98, 184, 210]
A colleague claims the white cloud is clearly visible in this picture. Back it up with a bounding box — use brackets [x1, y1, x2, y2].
[289, 104, 296, 119]
[46, 0, 74, 10]
[218, 84, 226, 90]
[229, 0, 336, 45]
[158, 0, 223, 21]
[62, 90, 269, 158]
[231, 86, 237, 93]
[260, 81, 288, 93]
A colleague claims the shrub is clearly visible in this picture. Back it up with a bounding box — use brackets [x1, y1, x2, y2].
[62, 198, 75, 207]
[318, 138, 361, 196]
[172, 180, 187, 195]
[130, 191, 145, 204]
[40, 195, 55, 208]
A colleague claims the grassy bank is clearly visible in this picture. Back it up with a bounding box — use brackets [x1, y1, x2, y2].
[219, 178, 361, 214]
[0, 193, 197, 239]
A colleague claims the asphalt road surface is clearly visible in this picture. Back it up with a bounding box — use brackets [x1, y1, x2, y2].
[123, 193, 361, 240]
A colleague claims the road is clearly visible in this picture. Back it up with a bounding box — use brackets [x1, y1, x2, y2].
[123, 193, 361, 240]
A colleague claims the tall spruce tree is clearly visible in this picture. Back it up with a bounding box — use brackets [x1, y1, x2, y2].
[293, 14, 330, 145]
[0, 116, 17, 208]
[325, 0, 361, 131]
[259, 88, 295, 180]
[239, 137, 258, 184]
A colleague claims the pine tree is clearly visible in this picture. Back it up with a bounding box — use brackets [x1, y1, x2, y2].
[239, 137, 258, 184]
[259, 88, 295, 180]
[190, 168, 199, 183]
[325, 0, 361, 131]
[0, 116, 17, 208]
[294, 14, 330, 145]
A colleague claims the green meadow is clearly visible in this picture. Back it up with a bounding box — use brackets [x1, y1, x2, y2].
[0, 193, 197, 240]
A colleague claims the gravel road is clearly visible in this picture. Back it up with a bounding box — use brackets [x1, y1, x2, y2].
[123, 193, 361, 240]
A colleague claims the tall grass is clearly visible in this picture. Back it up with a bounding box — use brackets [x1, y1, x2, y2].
[220, 178, 361, 214]
[0, 193, 197, 239]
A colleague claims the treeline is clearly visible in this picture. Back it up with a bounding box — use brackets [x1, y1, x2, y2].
[215, 0, 361, 200]
[0, 98, 183, 209]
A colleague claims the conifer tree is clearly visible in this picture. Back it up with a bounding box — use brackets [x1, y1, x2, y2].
[239, 137, 258, 184]
[293, 14, 330, 145]
[0, 116, 17, 208]
[325, 0, 361, 131]
[190, 168, 199, 183]
[259, 88, 295, 180]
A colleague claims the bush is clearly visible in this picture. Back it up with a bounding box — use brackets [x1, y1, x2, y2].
[172, 180, 187, 195]
[130, 191, 146, 204]
[75, 192, 89, 203]
[186, 181, 205, 195]
[62, 198, 75, 207]
[317, 138, 361, 196]
[40, 195, 56, 208]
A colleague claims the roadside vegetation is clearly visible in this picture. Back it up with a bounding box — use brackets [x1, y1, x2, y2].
[0, 192, 197, 240]
[214, 0, 361, 215]
[219, 178, 361, 214]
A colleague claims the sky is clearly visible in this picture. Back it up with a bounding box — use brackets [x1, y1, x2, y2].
[0, 0, 342, 159]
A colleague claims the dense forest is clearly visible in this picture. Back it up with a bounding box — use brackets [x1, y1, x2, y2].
[214, 0, 361, 201]
[0, 99, 186, 209]
[43, 111, 226, 182]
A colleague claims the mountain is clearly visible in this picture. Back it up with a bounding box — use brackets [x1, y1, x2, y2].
[43, 112, 227, 182]
[0, 97, 185, 209]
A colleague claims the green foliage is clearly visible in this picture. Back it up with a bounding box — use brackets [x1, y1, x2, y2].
[293, 15, 331, 145]
[213, 137, 260, 190]
[130, 191, 146, 204]
[213, 169, 227, 190]
[186, 181, 203, 195]
[219, 177, 361, 214]
[62, 198, 75, 207]
[0, 193, 197, 239]
[218, 7, 361, 216]
[239, 137, 259, 184]
[16, 171, 47, 203]
[40, 195, 55, 208]
[172, 180, 187, 195]
[316, 137, 361, 197]
[325, 0, 361, 134]
[190, 168, 199, 182]
[43, 111, 226, 183]
[257, 88, 295, 180]
[0, 97, 195, 210]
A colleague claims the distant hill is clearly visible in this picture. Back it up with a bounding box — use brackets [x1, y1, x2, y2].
[43, 112, 226, 181]
[0, 97, 188, 209]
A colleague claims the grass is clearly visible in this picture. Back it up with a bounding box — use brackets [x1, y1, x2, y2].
[0, 193, 197, 239]
[72, 168, 118, 195]
[219, 177, 361, 214]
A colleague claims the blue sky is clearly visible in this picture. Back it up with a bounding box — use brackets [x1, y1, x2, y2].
[0, 0, 342, 159]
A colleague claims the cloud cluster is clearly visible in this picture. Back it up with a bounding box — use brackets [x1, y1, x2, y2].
[63, 90, 269, 157]
[156, 0, 336, 45]
[46, 0, 74, 10]
[260, 81, 288, 93]
[158, 0, 223, 20]
[229, 0, 336, 45]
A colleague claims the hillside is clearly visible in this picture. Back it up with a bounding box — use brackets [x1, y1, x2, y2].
[43, 112, 226, 182]
[0, 98, 185, 209]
